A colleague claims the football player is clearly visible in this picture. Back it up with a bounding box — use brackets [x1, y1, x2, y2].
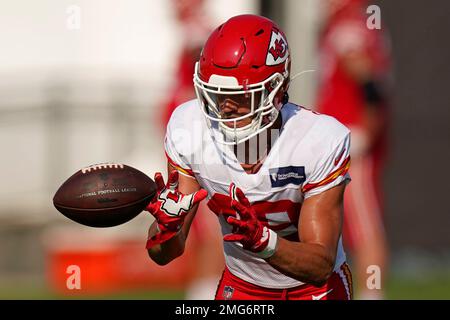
[146, 14, 353, 300]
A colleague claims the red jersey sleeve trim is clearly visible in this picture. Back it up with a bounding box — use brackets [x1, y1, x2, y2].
[165, 150, 195, 177]
[302, 156, 351, 193]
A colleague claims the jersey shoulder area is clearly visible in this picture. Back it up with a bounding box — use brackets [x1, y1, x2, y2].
[283, 103, 350, 145]
[283, 104, 351, 199]
[164, 99, 204, 175]
[310, 108, 350, 142]
[167, 99, 203, 132]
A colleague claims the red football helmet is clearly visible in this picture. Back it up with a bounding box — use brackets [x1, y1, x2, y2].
[194, 14, 291, 145]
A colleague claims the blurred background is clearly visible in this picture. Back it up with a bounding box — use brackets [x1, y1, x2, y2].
[0, 0, 449, 299]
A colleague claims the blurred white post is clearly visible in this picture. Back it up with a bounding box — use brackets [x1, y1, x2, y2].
[284, 0, 320, 108]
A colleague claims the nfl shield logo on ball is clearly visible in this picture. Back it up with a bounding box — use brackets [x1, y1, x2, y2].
[223, 286, 234, 300]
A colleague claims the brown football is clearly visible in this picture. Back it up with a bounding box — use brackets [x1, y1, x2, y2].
[53, 163, 157, 227]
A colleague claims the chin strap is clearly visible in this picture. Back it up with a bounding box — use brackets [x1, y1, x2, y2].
[282, 92, 289, 104]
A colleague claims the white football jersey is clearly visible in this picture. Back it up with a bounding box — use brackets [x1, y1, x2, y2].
[164, 99, 351, 289]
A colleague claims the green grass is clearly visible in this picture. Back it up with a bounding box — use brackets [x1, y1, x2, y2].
[1, 273, 449, 300]
[0, 290, 185, 300]
[0, 284, 184, 300]
[386, 273, 450, 300]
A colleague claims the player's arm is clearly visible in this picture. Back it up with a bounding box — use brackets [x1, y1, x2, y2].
[225, 132, 350, 286]
[266, 183, 344, 286]
[147, 163, 205, 265]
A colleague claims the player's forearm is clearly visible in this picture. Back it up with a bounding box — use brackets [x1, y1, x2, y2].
[147, 205, 198, 265]
[147, 222, 185, 265]
[267, 237, 335, 287]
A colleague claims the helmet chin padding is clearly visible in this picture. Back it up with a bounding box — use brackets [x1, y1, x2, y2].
[218, 113, 263, 144]
[218, 106, 280, 144]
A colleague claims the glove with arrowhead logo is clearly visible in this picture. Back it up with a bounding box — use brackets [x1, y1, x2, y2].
[145, 171, 207, 249]
[223, 183, 278, 259]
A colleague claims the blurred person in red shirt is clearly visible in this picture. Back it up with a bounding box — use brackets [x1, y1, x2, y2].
[159, 0, 224, 299]
[316, 0, 391, 299]
[162, 0, 212, 124]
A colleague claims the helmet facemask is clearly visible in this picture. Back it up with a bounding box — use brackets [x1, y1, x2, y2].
[194, 62, 287, 145]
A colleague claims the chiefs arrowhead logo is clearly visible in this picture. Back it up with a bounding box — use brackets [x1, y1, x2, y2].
[266, 30, 288, 66]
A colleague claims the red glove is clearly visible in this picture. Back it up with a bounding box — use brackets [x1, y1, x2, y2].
[145, 171, 207, 249]
[223, 183, 278, 259]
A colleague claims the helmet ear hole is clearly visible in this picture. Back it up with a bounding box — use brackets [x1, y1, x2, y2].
[269, 78, 281, 91]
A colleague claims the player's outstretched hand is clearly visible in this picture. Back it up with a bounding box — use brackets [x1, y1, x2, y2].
[223, 183, 278, 259]
[145, 171, 207, 249]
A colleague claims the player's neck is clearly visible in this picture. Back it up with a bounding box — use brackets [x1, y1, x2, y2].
[232, 114, 282, 174]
